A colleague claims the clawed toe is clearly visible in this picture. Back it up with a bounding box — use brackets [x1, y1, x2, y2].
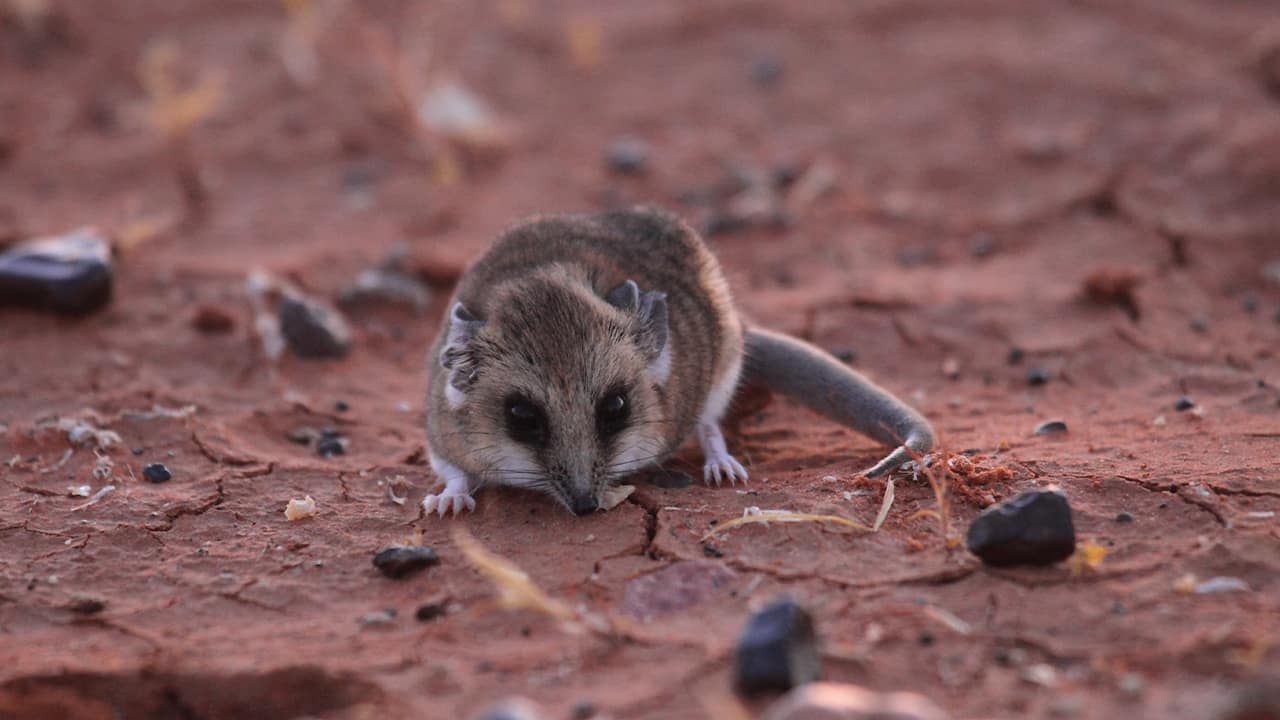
[703, 455, 748, 487]
[422, 492, 475, 518]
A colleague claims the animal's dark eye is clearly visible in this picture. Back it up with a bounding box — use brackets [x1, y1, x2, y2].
[596, 390, 630, 439]
[504, 396, 547, 446]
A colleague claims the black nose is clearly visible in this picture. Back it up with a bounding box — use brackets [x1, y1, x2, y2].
[571, 494, 599, 516]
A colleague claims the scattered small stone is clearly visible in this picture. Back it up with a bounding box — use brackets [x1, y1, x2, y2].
[604, 137, 649, 175]
[832, 348, 857, 364]
[1190, 316, 1209, 333]
[357, 608, 397, 626]
[415, 601, 447, 621]
[749, 55, 785, 86]
[570, 701, 597, 720]
[472, 699, 547, 720]
[1152, 415, 1167, 427]
[315, 434, 347, 458]
[918, 631, 935, 647]
[1026, 367, 1051, 386]
[1034, 420, 1068, 436]
[417, 80, 508, 151]
[334, 400, 349, 412]
[966, 489, 1075, 567]
[286, 426, 318, 445]
[1022, 663, 1059, 688]
[278, 293, 353, 359]
[338, 245, 431, 314]
[192, 305, 235, 333]
[702, 542, 724, 558]
[970, 233, 996, 259]
[1117, 672, 1145, 698]
[373, 545, 440, 579]
[284, 495, 317, 521]
[1007, 346, 1025, 365]
[941, 357, 960, 380]
[1174, 396, 1195, 411]
[734, 597, 820, 695]
[131, 447, 144, 456]
[1115, 511, 1135, 523]
[1083, 268, 1141, 320]
[1241, 293, 1258, 314]
[760, 682, 951, 720]
[66, 596, 106, 615]
[142, 463, 172, 483]
[1193, 576, 1250, 594]
[0, 227, 113, 315]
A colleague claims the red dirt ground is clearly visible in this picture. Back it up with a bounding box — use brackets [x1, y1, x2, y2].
[2, 1, 1279, 718]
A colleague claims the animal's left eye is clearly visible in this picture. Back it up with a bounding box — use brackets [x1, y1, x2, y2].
[596, 390, 630, 438]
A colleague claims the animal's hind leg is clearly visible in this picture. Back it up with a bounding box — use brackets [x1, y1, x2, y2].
[697, 354, 747, 486]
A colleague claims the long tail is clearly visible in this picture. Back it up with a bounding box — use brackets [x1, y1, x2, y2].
[742, 327, 935, 476]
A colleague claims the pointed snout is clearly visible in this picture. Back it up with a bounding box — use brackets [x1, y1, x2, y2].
[570, 492, 599, 516]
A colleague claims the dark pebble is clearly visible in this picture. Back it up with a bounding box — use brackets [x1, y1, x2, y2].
[1190, 316, 1209, 333]
[131, 447, 144, 456]
[1007, 347, 1025, 365]
[192, 305, 235, 334]
[472, 698, 546, 720]
[316, 435, 347, 457]
[965, 489, 1076, 567]
[918, 631, 935, 646]
[749, 55, 785, 86]
[1241, 293, 1258, 314]
[0, 228, 113, 315]
[971, 233, 996, 259]
[734, 597, 820, 695]
[1033, 420, 1068, 436]
[1115, 511, 1135, 523]
[67, 596, 106, 615]
[142, 463, 172, 484]
[1026, 367, 1051, 385]
[334, 400, 349, 412]
[832, 348, 857, 365]
[1174, 396, 1195, 411]
[372, 546, 440, 579]
[604, 137, 649, 175]
[570, 701, 597, 720]
[415, 602, 447, 622]
[278, 294, 353, 359]
[702, 542, 724, 558]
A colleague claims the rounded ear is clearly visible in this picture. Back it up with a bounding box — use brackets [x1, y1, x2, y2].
[606, 280, 670, 383]
[440, 302, 485, 406]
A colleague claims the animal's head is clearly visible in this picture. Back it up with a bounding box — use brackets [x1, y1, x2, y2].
[438, 268, 670, 514]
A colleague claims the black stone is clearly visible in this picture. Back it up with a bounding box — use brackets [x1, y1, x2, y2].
[415, 602, 447, 621]
[1115, 512, 1135, 523]
[570, 701, 597, 720]
[1241, 293, 1258, 314]
[1174, 396, 1195, 411]
[918, 631, 935, 646]
[316, 435, 347, 457]
[142, 463, 172, 484]
[1026, 367, 1051, 385]
[67, 596, 106, 615]
[702, 542, 724, 558]
[0, 229, 112, 315]
[749, 55, 785, 86]
[604, 137, 649, 175]
[1190, 317, 1209, 333]
[278, 295, 352, 359]
[131, 447, 144, 456]
[734, 597, 820, 695]
[372, 546, 440, 579]
[334, 400, 349, 412]
[1034, 420, 1068, 436]
[965, 490, 1075, 567]
[971, 233, 997, 259]
[1007, 347, 1025, 365]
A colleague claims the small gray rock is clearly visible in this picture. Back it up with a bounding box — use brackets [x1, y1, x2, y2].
[1034, 420, 1068, 436]
[278, 294, 352, 359]
[735, 597, 820, 695]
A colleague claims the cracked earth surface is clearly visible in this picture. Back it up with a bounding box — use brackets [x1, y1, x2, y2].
[1, 1, 1279, 718]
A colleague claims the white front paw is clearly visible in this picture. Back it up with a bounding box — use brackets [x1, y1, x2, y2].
[703, 452, 748, 486]
[422, 491, 476, 517]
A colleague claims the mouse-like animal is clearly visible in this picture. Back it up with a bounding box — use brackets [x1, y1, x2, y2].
[422, 207, 934, 516]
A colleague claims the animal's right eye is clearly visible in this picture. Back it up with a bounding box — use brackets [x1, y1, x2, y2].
[503, 396, 548, 446]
